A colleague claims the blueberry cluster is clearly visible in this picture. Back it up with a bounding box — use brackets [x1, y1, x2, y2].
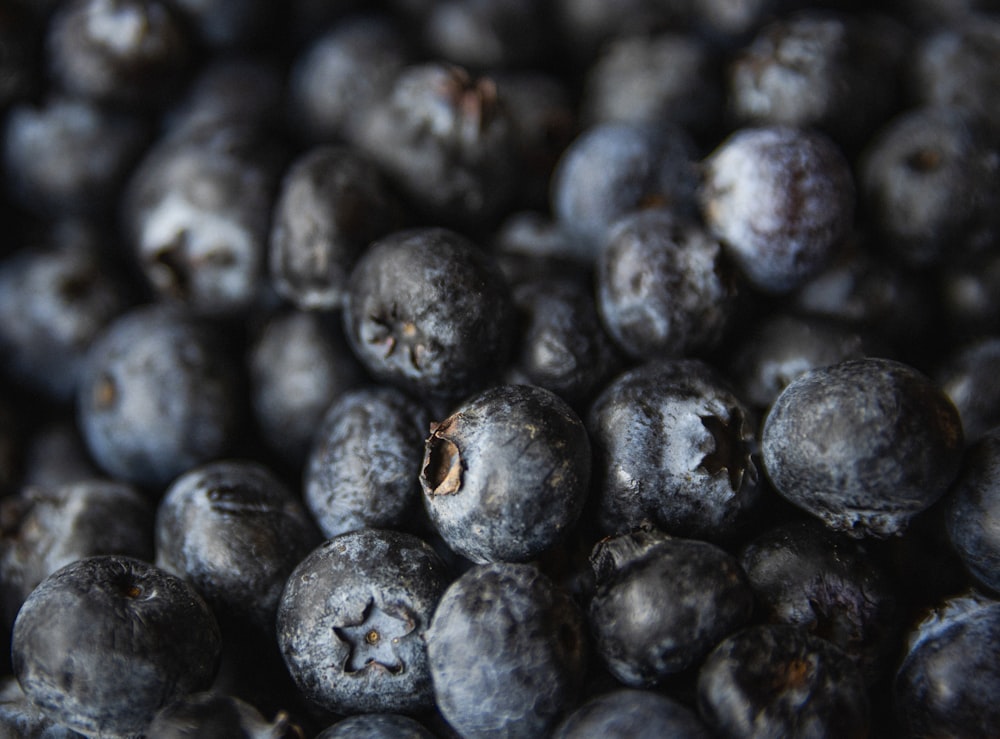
[0, 0, 999, 737]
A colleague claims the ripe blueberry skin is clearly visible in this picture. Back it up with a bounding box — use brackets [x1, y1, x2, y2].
[0, 478, 154, 629]
[354, 63, 518, 227]
[945, 430, 1000, 593]
[76, 304, 244, 490]
[11, 555, 222, 739]
[596, 210, 738, 360]
[420, 383, 591, 564]
[46, 0, 192, 110]
[249, 309, 365, 468]
[552, 688, 712, 739]
[155, 459, 322, 634]
[938, 337, 1000, 442]
[587, 359, 760, 540]
[505, 275, 622, 411]
[860, 106, 1000, 268]
[698, 624, 869, 739]
[588, 526, 754, 687]
[268, 145, 407, 312]
[0, 676, 83, 738]
[122, 123, 285, 317]
[700, 125, 855, 294]
[762, 357, 965, 538]
[277, 528, 450, 716]
[425, 562, 587, 739]
[145, 692, 300, 739]
[894, 592, 1000, 738]
[305, 385, 430, 539]
[550, 121, 700, 257]
[0, 224, 135, 404]
[315, 713, 437, 738]
[343, 227, 513, 401]
[419, 0, 550, 70]
[739, 519, 899, 684]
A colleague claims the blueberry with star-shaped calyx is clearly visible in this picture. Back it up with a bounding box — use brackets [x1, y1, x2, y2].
[277, 529, 450, 714]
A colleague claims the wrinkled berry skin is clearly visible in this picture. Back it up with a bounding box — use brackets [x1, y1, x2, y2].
[420, 384, 590, 564]
[587, 359, 760, 540]
[155, 459, 322, 633]
[146, 692, 298, 739]
[552, 688, 712, 739]
[698, 624, 870, 739]
[0, 479, 154, 628]
[946, 430, 1000, 593]
[76, 304, 243, 490]
[305, 386, 430, 539]
[739, 519, 899, 683]
[277, 529, 450, 715]
[596, 210, 737, 360]
[588, 527, 753, 686]
[762, 357, 964, 538]
[0, 676, 83, 738]
[343, 228, 513, 400]
[316, 713, 437, 739]
[700, 126, 854, 294]
[425, 562, 587, 739]
[894, 592, 1000, 738]
[11, 555, 221, 738]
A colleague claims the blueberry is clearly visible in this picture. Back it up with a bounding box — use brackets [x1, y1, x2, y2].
[697, 624, 870, 739]
[354, 62, 518, 227]
[581, 31, 723, 137]
[249, 309, 365, 467]
[168, 0, 277, 49]
[505, 275, 622, 410]
[762, 357, 964, 537]
[550, 121, 699, 257]
[11, 555, 222, 738]
[588, 526, 754, 686]
[46, 0, 192, 110]
[305, 385, 430, 539]
[0, 223, 134, 404]
[155, 459, 321, 633]
[945, 430, 1000, 593]
[938, 336, 1000, 442]
[277, 528, 450, 715]
[342, 227, 513, 401]
[0, 676, 83, 738]
[2, 95, 149, 217]
[420, 383, 591, 564]
[76, 304, 244, 489]
[700, 126, 855, 293]
[860, 106, 1000, 268]
[587, 359, 760, 540]
[595, 210, 738, 360]
[0, 478, 154, 629]
[268, 145, 406, 312]
[552, 688, 712, 739]
[420, 0, 551, 70]
[19, 420, 100, 489]
[739, 519, 900, 683]
[894, 591, 1000, 737]
[315, 712, 437, 739]
[425, 562, 587, 738]
[145, 692, 300, 739]
[121, 123, 285, 316]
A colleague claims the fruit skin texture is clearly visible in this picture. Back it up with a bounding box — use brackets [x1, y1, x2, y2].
[552, 688, 712, 739]
[587, 359, 760, 540]
[894, 592, 1000, 738]
[11, 555, 221, 738]
[315, 713, 437, 738]
[343, 227, 513, 401]
[588, 527, 754, 686]
[700, 125, 854, 293]
[945, 430, 1000, 593]
[762, 357, 964, 538]
[154, 459, 322, 634]
[76, 304, 242, 490]
[276, 528, 450, 716]
[425, 562, 587, 739]
[420, 383, 591, 564]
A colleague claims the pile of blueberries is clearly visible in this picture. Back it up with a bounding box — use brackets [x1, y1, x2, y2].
[1, 0, 1000, 736]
